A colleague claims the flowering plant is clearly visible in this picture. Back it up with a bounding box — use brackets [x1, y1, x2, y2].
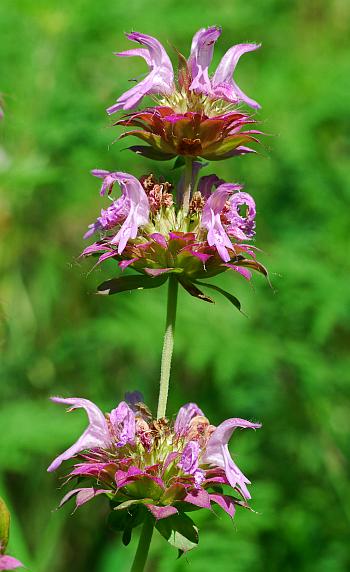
[47, 25, 267, 572]
[48, 394, 260, 554]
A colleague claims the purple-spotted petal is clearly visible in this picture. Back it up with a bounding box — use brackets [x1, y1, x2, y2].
[107, 32, 174, 114]
[110, 401, 136, 447]
[47, 398, 110, 472]
[212, 43, 261, 109]
[202, 184, 240, 262]
[174, 403, 204, 436]
[178, 441, 200, 474]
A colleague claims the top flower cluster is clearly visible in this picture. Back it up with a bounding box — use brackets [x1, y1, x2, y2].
[106, 26, 262, 162]
[107, 26, 260, 115]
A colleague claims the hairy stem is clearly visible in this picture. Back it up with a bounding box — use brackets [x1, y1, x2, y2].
[130, 515, 154, 572]
[182, 156, 194, 215]
[157, 275, 179, 419]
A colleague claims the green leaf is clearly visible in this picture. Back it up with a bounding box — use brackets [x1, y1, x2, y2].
[156, 512, 199, 555]
[178, 278, 214, 303]
[108, 504, 146, 537]
[0, 498, 10, 553]
[97, 274, 168, 295]
[194, 281, 242, 311]
[113, 498, 152, 511]
[172, 156, 185, 169]
[128, 145, 174, 161]
[122, 526, 132, 546]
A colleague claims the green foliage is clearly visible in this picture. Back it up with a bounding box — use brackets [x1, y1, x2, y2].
[0, 0, 350, 571]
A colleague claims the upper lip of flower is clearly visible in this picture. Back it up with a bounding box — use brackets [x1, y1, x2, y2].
[107, 27, 261, 115]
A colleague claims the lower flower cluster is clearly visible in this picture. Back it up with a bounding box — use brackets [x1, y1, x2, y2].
[48, 393, 261, 553]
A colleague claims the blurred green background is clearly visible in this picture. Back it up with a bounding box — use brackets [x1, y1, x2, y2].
[1, 0, 349, 570]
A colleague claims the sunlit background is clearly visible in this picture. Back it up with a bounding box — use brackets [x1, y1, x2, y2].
[1, 0, 349, 570]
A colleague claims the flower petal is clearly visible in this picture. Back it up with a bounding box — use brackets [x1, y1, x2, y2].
[212, 43, 261, 109]
[47, 397, 110, 472]
[107, 32, 174, 114]
[202, 418, 261, 499]
[189, 26, 221, 94]
[174, 403, 204, 436]
[110, 401, 136, 446]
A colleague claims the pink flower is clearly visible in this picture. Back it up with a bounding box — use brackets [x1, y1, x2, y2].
[107, 27, 260, 114]
[85, 171, 150, 254]
[47, 397, 135, 472]
[202, 418, 261, 499]
[201, 183, 244, 262]
[107, 32, 174, 115]
[0, 555, 23, 571]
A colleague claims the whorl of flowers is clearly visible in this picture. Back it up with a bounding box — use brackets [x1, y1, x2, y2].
[108, 28, 262, 161]
[48, 393, 260, 553]
[82, 169, 267, 307]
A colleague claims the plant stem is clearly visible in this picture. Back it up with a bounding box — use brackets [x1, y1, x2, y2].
[182, 156, 194, 215]
[130, 515, 154, 572]
[156, 275, 179, 419]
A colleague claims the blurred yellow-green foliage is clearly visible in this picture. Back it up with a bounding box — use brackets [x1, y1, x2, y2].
[1, 0, 349, 570]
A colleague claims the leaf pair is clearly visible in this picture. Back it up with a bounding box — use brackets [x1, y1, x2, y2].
[97, 273, 242, 312]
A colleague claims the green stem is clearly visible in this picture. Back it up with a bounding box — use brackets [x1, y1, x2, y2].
[130, 515, 154, 572]
[156, 275, 179, 419]
[182, 156, 194, 215]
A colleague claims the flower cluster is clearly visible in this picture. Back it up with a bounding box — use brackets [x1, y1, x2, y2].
[48, 393, 260, 553]
[109, 28, 262, 161]
[82, 169, 267, 306]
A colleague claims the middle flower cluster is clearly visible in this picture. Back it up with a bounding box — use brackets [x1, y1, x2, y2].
[82, 169, 267, 305]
